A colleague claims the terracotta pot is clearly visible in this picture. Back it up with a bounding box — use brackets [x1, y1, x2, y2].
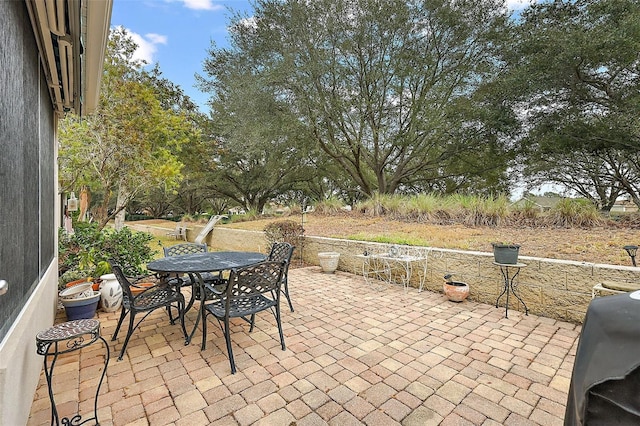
[131, 282, 155, 295]
[65, 279, 100, 291]
[443, 281, 469, 302]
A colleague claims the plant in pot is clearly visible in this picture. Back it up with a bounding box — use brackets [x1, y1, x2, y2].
[58, 222, 155, 313]
[443, 274, 469, 302]
[492, 242, 520, 265]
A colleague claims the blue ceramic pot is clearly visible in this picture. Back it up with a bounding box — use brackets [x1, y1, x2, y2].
[61, 291, 100, 320]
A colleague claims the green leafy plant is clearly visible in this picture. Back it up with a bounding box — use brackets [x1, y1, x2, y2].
[59, 222, 154, 282]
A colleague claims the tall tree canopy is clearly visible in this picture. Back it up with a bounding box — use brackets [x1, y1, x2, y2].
[58, 27, 197, 228]
[506, 0, 640, 210]
[199, 0, 516, 199]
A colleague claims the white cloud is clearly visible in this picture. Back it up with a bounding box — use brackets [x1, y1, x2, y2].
[505, 0, 538, 10]
[181, 0, 224, 11]
[128, 31, 168, 65]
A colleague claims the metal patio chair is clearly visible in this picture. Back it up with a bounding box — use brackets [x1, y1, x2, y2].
[200, 261, 286, 374]
[163, 243, 225, 310]
[267, 242, 295, 312]
[109, 262, 186, 361]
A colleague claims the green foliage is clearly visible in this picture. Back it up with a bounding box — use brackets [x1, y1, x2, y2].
[397, 194, 441, 221]
[263, 220, 305, 253]
[58, 27, 199, 229]
[503, 0, 640, 210]
[347, 193, 612, 229]
[346, 234, 426, 246]
[59, 222, 154, 279]
[511, 200, 541, 222]
[356, 193, 402, 216]
[451, 194, 510, 227]
[199, 0, 513, 199]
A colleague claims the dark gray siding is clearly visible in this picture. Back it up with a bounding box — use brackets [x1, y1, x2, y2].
[0, 1, 57, 342]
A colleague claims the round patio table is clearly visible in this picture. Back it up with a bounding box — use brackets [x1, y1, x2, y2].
[147, 251, 266, 343]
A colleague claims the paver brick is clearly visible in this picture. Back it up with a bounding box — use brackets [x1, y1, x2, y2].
[234, 403, 264, 426]
[28, 268, 581, 426]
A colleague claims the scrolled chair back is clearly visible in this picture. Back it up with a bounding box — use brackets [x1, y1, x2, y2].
[225, 261, 285, 299]
[109, 262, 135, 301]
[163, 243, 207, 257]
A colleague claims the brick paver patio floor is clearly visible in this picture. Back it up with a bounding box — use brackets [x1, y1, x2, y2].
[28, 266, 580, 425]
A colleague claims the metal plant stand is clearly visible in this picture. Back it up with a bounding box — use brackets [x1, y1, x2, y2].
[494, 262, 529, 318]
[36, 319, 109, 426]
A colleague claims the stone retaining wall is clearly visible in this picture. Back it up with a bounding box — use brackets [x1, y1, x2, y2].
[130, 222, 640, 324]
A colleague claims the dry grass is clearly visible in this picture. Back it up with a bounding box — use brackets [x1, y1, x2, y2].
[222, 212, 639, 267]
[132, 214, 638, 266]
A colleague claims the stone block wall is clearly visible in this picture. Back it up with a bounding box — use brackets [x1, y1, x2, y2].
[298, 235, 640, 323]
[131, 222, 640, 324]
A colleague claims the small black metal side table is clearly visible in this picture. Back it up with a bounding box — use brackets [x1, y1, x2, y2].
[493, 262, 529, 318]
[36, 319, 109, 426]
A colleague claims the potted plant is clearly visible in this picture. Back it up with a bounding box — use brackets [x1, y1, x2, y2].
[443, 274, 469, 302]
[492, 242, 520, 265]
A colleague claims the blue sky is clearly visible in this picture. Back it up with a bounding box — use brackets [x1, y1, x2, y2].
[111, 0, 253, 111]
[111, 0, 536, 113]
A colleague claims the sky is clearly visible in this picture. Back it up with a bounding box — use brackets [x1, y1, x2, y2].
[110, 0, 253, 111]
[110, 0, 537, 113]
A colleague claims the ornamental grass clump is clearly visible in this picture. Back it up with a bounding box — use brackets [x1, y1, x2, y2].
[545, 198, 603, 228]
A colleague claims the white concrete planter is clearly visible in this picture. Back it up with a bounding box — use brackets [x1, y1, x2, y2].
[318, 252, 340, 273]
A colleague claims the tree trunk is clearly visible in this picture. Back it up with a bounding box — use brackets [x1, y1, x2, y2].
[114, 184, 129, 230]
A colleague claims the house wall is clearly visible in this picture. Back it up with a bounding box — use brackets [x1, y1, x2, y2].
[200, 227, 640, 324]
[0, 2, 59, 425]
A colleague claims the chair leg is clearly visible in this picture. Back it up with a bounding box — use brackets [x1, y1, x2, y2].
[201, 308, 208, 350]
[275, 304, 286, 351]
[166, 303, 177, 325]
[112, 306, 128, 341]
[249, 314, 256, 332]
[118, 312, 136, 361]
[177, 298, 187, 343]
[222, 318, 236, 374]
[283, 278, 294, 312]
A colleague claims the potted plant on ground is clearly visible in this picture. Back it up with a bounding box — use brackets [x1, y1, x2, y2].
[58, 222, 155, 312]
[492, 242, 520, 265]
[443, 274, 469, 302]
[58, 283, 101, 320]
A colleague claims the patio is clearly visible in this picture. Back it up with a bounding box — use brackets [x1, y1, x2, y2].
[28, 267, 579, 425]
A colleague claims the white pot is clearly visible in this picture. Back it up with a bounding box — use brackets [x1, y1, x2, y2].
[318, 252, 340, 274]
[99, 273, 123, 312]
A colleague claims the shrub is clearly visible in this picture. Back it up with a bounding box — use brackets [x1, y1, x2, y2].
[59, 222, 154, 281]
[263, 220, 305, 256]
[356, 192, 399, 216]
